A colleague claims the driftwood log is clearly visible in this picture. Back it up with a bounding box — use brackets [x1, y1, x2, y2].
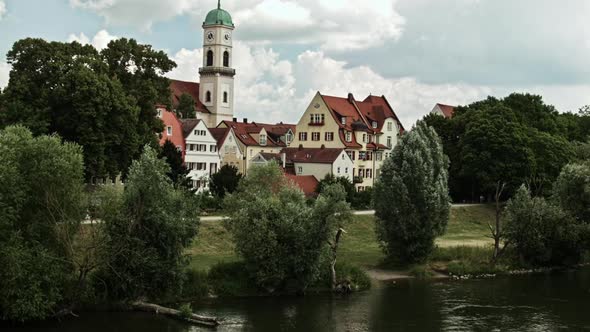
[130, 301, 219, 327]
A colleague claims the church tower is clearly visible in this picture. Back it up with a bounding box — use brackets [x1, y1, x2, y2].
[199, 0, 235, 127]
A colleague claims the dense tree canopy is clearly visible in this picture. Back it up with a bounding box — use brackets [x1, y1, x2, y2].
[223, 162, 351, 292]
[424, 93, 581, 201]
[374, 121, 450, 264]
[0, 126, 85, 321]
[98, 146, 199, 300]
[209, 164, 242, 198]
[0, 38, 176, 181]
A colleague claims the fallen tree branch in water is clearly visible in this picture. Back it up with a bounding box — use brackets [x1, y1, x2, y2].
[130, 301, 219, 328]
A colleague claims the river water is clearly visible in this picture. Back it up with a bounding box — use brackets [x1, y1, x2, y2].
[5, 268, 590, 331]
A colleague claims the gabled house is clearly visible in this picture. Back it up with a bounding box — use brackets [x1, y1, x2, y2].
[291, 92, 404, 190]
[281, 147, 354, 182]
[208, 126, 245, 173]
[217, 119, 296, 171]
[431, 103, 456, 118]
[181, 119, 221, 193]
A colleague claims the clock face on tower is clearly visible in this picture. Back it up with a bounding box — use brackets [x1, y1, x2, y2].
[206, 31, 214, 42]
[224, 33, 231, 41]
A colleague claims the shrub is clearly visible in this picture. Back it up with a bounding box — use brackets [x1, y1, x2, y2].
[504, 186, 585, 267]
[223, 163, 351, 293]
[180, 269, 210, 299]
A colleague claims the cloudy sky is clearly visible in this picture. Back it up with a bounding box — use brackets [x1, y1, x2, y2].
[1, 0, 589, 127]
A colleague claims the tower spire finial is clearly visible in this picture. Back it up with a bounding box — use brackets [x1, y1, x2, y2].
[218, 0, 221, 9]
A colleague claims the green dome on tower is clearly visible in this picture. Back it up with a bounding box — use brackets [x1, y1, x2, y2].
[203, 1, 234, 27]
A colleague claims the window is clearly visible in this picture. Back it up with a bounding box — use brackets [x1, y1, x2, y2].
[311, 132, 320, 141]
[210, 145, 217, 152]
[206, 91, 212, 103]
[223, 51, 229, 67]
[310, 114, 325, 124]
[325, 132, 334, 141]
[358, 169, 365, 177]
[196, 163, 207, 171]
[286, 132, 292, 143]
[206, 50, 213, 66]
[348, 151, 356, 160]
[260, 134, 267, 146]
[337, 167, 341, 174]
[372, 121, 378, 129]
[358, 186, 364, 192]
[366, 152, 373, 161]
[223, 91, 228, 103]
[387, 136, 392, 148]
[176, 146, 182, 152]
[366, 169, 373, 178]
[297, 166, 303, 174]
[299, 132, 308, 141]
[157, 109, 162, 117]
[368, 135, 373, 143]
[362, 134, 367, 143]
[341, 117, 346, 125]
[210, 163, 217, 175]
[345, 167, 348, 174]
[376, 152, 382, 161]
[387, 122, 393, 131]
[346, 132, 352, 142]
[166, 126, 172, 136]
[359, 151, 366, 160]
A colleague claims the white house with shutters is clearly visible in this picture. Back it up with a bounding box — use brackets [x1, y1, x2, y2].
[181, 119, 221, 193]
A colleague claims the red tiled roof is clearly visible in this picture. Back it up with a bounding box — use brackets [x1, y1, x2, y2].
[208, 127, 230, 149]
[281, 147, 344, 164]
[319, 92, 406, 143]
[436, 103, 456, 118]
[180, 119, 201, 138]
[218, 120, 295, 147]
[169, 79, 211, 114]
[285, 174, 319, 198]
[158, 107, 186, 160]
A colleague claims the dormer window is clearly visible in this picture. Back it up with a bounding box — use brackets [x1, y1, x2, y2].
[372, 121, 378, 129]
[157, 109, 162, 118]
[346, 131, 352, 142]
[260, 134, 267, 146]
[167, 126, 172, 136]
[341, 117, 346, 125]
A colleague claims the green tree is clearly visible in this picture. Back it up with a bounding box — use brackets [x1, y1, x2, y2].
[504, 186, 584, 267]
[99, 146, 199, 300]
[0, 126, 85, 321]
[553, 163, 590, 223]
[176, 93, 196, 119]
[316, 174, 355, 203]
[374, 121, 450, 264]
[0, 38, 148, 180]
[209, 164, 242, 199]
[158, 139, 190, 189]
[223, 162, 351, 292]
[101, 38, 176, 148]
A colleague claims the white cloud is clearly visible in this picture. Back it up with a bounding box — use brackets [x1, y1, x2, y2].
[167, 44, 493, 127]
[70, 0, 405, 51]
[0, 1, 6, 20]
[68, 30, 118, 50]
[0, 61, 10, 89]
[70, 0, 199, 31]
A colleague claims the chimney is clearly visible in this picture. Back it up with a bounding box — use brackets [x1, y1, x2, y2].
[243, 118, 248, 124]
[233, 117, 237, 122]
[348, 93, 355, 103]
[320, 144, 325, 149]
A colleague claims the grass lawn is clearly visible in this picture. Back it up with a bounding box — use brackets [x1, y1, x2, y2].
[187, 205, 497, 272]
